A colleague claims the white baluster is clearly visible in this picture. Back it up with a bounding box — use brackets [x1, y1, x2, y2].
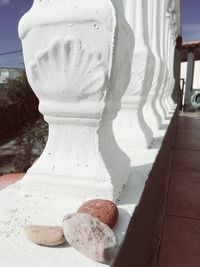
[143, 0, 166, 132]
[162, 0, 180, 115]
[159, 7, 171, 119]
[167, 13, 179, 110]
[162, 23, 173, 113]
[155, 0, 170, 127]
[114, 0, 124, 13]
[114, 0, 154, 154]
[166, 36, 176, 111]
[185, 51, 195, 108]
[18, 0, 134, 201]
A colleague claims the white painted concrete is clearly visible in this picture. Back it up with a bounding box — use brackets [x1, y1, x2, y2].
[0, 68, 22, 84]
[114, 0, 154, 153]
[181, 62, 188, 81]
[185, 51, 195, 106]
[0, 145, 161, 267]
[181, 60, 200, 108]
[143, 0, 164, 132]
[162, 0, 180, 115]
[0, 0, 181, 266]
[0, 69, 9, 84]
[193, 60, 200, 90]
[18, 0, 134, 201]
[180, 62, 187, 106]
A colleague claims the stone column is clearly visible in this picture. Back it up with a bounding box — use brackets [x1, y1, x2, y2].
[162, 0, 180, 115]
[115, 0, 124, 13]
[185, 50, 195, 108]
[143, 0, 164, 131]
[157, 0, 180, 122]
[114, 0, 154, 152]
[155, 0, 169, 125]
[163, 28, 176, 112]
[170, 11, 180, 105]
[166, 35, 177, 110]
[157, 1, 171, 122]
[18, 0, 134, 201]
[172, 37, 182, 105]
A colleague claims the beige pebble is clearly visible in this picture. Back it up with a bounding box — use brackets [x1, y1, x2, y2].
[23, 225, 66, 246]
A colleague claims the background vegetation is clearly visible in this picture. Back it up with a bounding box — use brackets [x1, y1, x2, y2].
[0, 70, 48, 173]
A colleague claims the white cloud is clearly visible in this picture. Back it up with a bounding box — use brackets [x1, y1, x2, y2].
[0, 0, 10, 7]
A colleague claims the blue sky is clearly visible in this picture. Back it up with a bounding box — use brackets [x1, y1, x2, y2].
[181, 0, 200, 42]
[0, 0, 32, 68]
[0, 0, 199, 68]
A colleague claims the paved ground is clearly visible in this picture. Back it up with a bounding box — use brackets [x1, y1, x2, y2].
[158, 111, 200, 267]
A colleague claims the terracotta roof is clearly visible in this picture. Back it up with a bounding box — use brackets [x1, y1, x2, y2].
[181, 41, 200, 62]
[182, 41, 200, 50]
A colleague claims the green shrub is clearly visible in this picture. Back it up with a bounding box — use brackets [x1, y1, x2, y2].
[6, 70, 40, 126]
[0, 70, 48, 172]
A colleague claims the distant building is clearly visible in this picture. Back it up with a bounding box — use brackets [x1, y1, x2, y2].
[0, 68, 23, 84]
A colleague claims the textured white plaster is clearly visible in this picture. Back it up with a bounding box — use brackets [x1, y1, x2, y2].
[192, 61, 200, 90]
[143, 0, 164, 131]
[0, 0, 181, 266]
[114, 0, 154, 152]
[180, 62, 188, 81]
[18, 0, 134, 201]
[0, 145, 160, 267]
[161, 0, 180, 116]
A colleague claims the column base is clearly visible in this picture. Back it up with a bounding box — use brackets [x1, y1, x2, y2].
[19, 121, 130, 202]
[20, 172, 124, 201]
[20, 154, 130, 202]
[114, 106, 153, 152]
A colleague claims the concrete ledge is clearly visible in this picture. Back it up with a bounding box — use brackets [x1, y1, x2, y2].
[113, 108, 179, 267]
[0, 111, 178, 267]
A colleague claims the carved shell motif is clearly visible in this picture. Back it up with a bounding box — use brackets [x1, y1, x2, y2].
[28, 37, 106, 102]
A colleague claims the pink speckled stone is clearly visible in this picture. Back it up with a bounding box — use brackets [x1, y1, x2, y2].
[63, 213, 117, 262]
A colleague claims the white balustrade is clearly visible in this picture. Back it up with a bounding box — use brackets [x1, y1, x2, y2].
[18, 0, 181, 199]
[0, 1, 182, 267]
[18, 0, 134, 201]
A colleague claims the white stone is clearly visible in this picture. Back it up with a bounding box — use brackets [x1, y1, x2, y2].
[18, 0, 134, 201]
